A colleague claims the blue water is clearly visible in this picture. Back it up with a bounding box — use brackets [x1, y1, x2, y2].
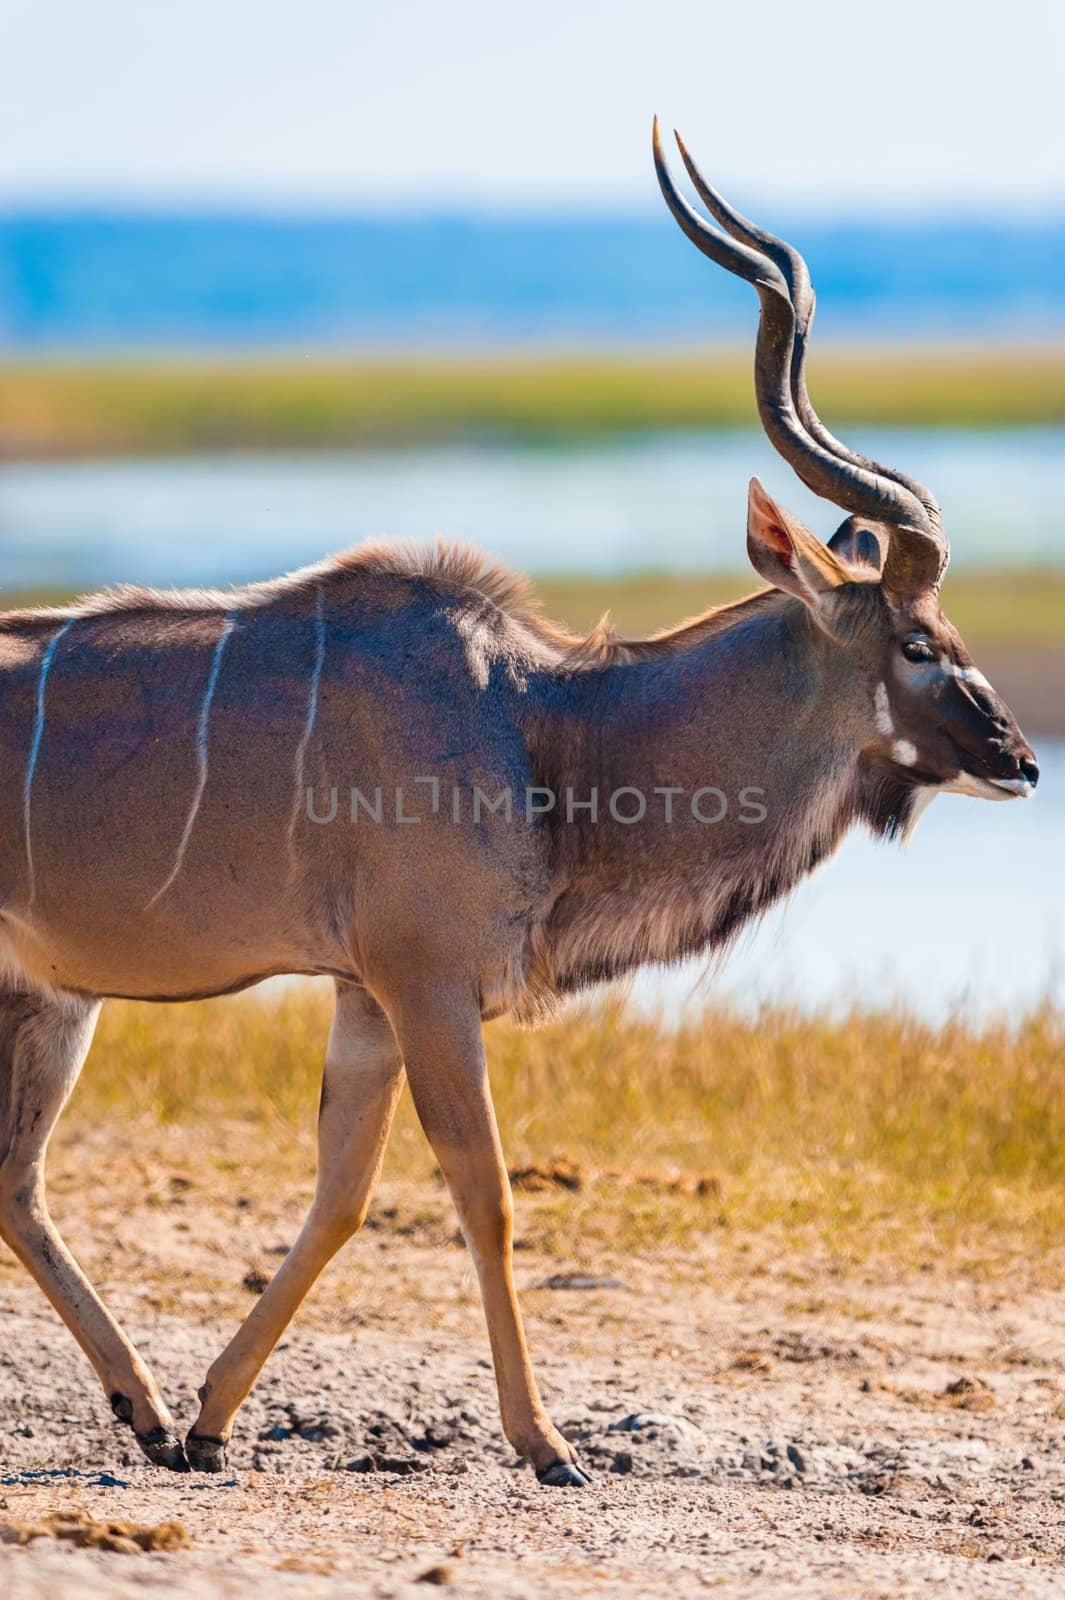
[2, 212, 1064, 349]
[1, 429, 1062, 591]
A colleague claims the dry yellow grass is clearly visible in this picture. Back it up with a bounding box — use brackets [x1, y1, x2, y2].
[65, 985, 1065, 1271]
[2, 347, 1063, 459]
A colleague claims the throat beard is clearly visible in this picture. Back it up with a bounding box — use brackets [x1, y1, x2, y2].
[857, 754, 925, 841]
[521, 771, 858, 1019]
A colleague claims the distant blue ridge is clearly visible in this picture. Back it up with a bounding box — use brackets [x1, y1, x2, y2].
[1, 211, 1063, 350]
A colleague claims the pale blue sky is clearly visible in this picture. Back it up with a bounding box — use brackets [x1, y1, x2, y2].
[2, 0, 1062, 212]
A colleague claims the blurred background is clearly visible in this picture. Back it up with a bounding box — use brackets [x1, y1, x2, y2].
[1, 0, 1062, 1018]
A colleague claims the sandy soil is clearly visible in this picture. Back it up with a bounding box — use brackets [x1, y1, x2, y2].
[3, 1158, 1065, 1598]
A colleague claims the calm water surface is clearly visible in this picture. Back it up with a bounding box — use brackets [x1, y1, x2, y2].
[1, 428, 1063, 589]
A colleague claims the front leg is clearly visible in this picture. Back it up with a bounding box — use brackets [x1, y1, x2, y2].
[381, 978, 589, 1486]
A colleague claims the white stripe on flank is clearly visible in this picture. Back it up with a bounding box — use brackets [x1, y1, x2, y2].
[146, 614, 236, 909]
[23, 618, 75, 906]
[288, 586, 327, 852]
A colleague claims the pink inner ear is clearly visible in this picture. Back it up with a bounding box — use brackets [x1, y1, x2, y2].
[761, 519, 794, 561]
[749, 480, 796, 567]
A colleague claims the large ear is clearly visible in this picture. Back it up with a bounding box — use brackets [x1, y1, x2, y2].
[746, 478, 852, 627]
[827, 515, 887, 575]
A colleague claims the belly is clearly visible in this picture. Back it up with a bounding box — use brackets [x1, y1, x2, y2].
[0, 881, 352, 1001]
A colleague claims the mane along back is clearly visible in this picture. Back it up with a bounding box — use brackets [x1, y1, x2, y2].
[0, 537, 779, 664]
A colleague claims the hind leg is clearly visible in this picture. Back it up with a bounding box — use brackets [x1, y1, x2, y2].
[0, 987, 187, 1469]
[186, 981, 404, 1469]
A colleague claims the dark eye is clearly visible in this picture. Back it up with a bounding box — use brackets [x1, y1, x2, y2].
[902, 638, 936, 664]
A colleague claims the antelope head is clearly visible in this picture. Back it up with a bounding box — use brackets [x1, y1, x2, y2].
[653, 122, 1039, 830]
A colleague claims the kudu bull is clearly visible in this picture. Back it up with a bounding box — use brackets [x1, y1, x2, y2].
[0, 124, 1038, 1485]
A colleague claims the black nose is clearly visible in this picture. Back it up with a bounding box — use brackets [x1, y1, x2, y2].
[1020, 756, 1040, 789]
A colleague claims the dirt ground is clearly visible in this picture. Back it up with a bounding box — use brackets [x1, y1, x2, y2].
[3, 1145, 1065, 1598]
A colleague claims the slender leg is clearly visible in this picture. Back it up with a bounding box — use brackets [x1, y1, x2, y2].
[382, 979, 589, 1486]
[0, 988, 187, 1469]
[186, 981, 404, 1469]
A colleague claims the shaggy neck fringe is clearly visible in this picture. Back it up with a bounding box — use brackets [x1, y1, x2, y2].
[0, 537, 779, 666]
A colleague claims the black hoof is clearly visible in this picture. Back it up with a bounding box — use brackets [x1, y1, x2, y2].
[136, 1426, 190, 1472]
[185, 1431, 228, 1473]
[536, 1458, 592, 1488]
